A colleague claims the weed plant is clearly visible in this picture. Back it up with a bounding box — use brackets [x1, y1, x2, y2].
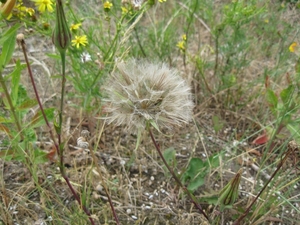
[0, 0, 299, 224]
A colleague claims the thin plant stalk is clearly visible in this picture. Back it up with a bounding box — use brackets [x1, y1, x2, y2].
[52, 0, 96, 223]
[148, 127, 210, 221]
[18, 37, 57, 148]
[57, 50, 95, 225]
[19, 36, 95, 225]
[58, 49, 66, 171]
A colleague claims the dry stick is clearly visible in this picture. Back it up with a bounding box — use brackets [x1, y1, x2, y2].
[148, 128, 210, 221]
[232, 147, 294, 225]
[19, 37, 95, 225]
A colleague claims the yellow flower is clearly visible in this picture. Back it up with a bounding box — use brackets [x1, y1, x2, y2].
[70, 23, 81, 31]
[176, 41, 185, 51]
[182, 34, 187, 41]
[71, 35, 88, 48]
[289, 42, 297, 53]
[26, 8, 35, 16]
[158, 0, 166, 2]
[103, 1, 113, 9]
[9, 3, 26, 19]
[121, 7, 128, 14]
[33, 0, 54, 13]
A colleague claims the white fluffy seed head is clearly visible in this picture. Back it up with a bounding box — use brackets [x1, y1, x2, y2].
[103, 59, 194, 133]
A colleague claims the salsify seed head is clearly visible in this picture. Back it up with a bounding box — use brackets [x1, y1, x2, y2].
[103, 58, 194, 133]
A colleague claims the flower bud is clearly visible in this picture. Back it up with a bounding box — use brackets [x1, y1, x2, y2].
[52, 0, 71, 53]
[219, 168, 242, 211]
[0, 0, 16, 19]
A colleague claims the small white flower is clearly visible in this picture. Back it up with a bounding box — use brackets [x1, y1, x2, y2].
[131, 0, 144, 9]
[122, 0, 144, 9]
[103, 58, 194, 133]
[80, 52, 91, 63]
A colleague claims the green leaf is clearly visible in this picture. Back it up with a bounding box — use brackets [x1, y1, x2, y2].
[163, 147, 176, 166]
[0, 28, 17, 68]
[24, 127, 37, 142]
[287, 123, 300, 144]
[280, 85, 294, 106]
[149, 119, 161, 133]
[0, 123, 11, 136]
[46, 53, 61, 60]
[212, 115, 224, 133]
[17, 99, 38, 110]
[0, 23, 20, 46]
[54, 120, 61, 134]
[11, 61, 26, 106]
[10, 144, 27, 162]
[208, 153, 221, 168]
[33, 149, 48, 164]
[266, 89, 278, 110]
[29, 108, 55, 128]
[181, 158, 208, 192]
[0, 149, 15, 161]
[201, 195, 219, 205]
[187, 176, 205, 192]
[200, 190, 219, 205]
[0, 116, 9, 123]
[2, 96, 10, 110]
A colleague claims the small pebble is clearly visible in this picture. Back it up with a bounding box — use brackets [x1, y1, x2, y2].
[131, 215, 138, 220]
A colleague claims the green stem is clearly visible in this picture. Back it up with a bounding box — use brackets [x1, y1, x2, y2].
[58, 50, 96, 225]
[58, 51, 66, 173]
[0, 71, 23, 138]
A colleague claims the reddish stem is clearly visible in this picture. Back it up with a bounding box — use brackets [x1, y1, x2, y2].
[20, 37, 95, 225]
[148, 128, 210, 221]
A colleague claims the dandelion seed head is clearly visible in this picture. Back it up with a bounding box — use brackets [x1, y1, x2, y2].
[103, 59, 194, 133]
